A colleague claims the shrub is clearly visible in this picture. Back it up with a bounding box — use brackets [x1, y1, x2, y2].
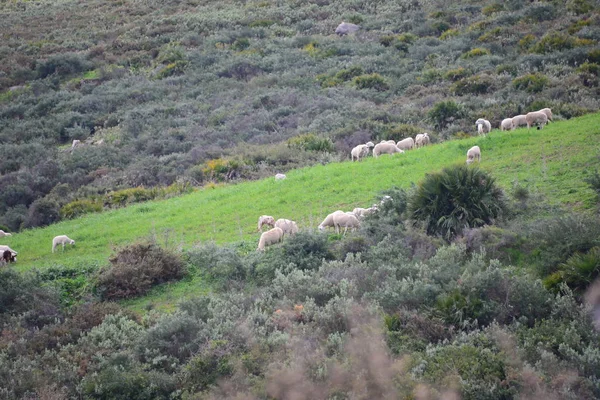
[186, 242, 246, 284]
[428, 100, 466, 130]
[461, 48, 490, 59]
[544, 247, 600, 294]
[444, 67, 470, 81]
[409, 165, 507, 239]
[286, 133, 334, 152]
[567, 0, 594, 15]
[530, 32, 592, 54]
[352, 73, 390, 91]
[440, 28, 459, 40]
[523, 3, 556, 22]
[22, 197, 61, 228]
[584, 170, 600, 198]
[518, 34, 536, 52]
[451, 75, 493, 95]
[36, 53, 92, 79]
[97, 243, 185, 300]
[61, 199, 102, 219]
[482, 3, 504, 15]
[512, 73, 549, 93]
[181, 341, 233, 393]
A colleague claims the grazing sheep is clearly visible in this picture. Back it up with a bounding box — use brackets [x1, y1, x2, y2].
[380, 140, 396, 145]
[539, 108, 553, 122]
[274, 218, 299, 236]
[332, 212, 360, 235]
[466, 146, 481, 164]
[318, 210, 345, 232]
[52, 235, 75, 253]
[352, 207, 376, 219]
[0, 245, 17, 256]
[475, 119, 492, 135]
[72, 140, 81, 149]
[1, 249, 16, 264]
[511, 115, 528, 129]
[500, 118, 513, 131]
[257, 227, 284, 251]
[351, 144, 371, 161]
[258, 215, 276, 231]
[335, 21, 360, 36]
[525, 111, 548, 129]
[0, 230, 12, 238]
[396, 137, 415, 151]
[275, 173, 286, 180]
[415, 133, 430, 148]
[373, 142, 404, 158]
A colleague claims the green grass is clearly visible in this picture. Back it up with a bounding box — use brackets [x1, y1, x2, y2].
[4, 113, 600, 311]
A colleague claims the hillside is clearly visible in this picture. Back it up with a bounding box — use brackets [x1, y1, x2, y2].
[5, 113, 599, 274]
[1, 0, 599, 232]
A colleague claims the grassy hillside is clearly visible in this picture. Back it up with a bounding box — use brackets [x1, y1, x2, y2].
[5, 113, 599, 288]
[1, 0, 598, 232]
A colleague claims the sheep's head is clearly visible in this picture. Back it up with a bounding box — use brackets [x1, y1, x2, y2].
[70, 240, 75, 245]
[365, 141, 374, 148]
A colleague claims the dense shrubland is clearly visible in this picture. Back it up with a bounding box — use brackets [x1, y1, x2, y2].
[1, 165, 600, 398]
[0, 0, 599, 230]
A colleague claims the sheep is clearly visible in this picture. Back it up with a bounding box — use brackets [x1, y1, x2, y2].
[415, 133, 430, 148]
[274, 218, 299, 236]
[525, 111, 548, 129]
[318, 210, 345, 232]
[1, 249, 16, 264]
[380, 140, 396, 145]
[258, 215, 275, 231]
[257, 227, 284, 251]
[0, 245, 17, 257]
[466, 146, 481, 164]
[275, 173, 286, 180]
[511, 115, 528, 129]
[352, 207, 376, 219]
[52, 235, 75, 253]
[373, 142, 404, 158]
[475, 119, 491, 135]
[0, 230, 12, 238]
[332, 212, 360, 235]
[335, 21, 360, 36]
[351, 144, 371, 161]
[396, 137, 415, 151]
[539, 108, 553, 122]
[500, 118, 513, 131]
[72, 139, 81, 149]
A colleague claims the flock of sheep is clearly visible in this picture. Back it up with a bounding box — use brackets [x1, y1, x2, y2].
[2, 107, 554, 257]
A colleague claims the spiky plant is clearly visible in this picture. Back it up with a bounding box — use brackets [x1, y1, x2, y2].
[409, 164, 506, 239]
[544, 246, 600, 293]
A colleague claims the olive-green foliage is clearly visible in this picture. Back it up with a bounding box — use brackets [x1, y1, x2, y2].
[584, 169, 600, 197]
[409, 165, 507, 239]
[482, 3, 504, 15]
[286, 133, 334, 152]
[352, 73, 390, 91]
[530, 32, 594, 54]
[97, 243, 185, 300]
[512, 73, 549, 93]
[61, 199, 102, 219]
[444, 67, 470, 81]
[451, 75, 493, 95]
[461, 47, 491, 59]
[316, 66, 364, 88]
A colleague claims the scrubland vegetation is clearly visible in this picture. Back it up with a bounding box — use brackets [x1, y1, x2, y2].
[2, 0, 600, 398]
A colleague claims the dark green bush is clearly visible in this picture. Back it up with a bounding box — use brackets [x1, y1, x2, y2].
[409, 165, 507, 239]
[512, 73, 549, 93]
[22, 197, 61, 228]
[530, 32, 593, 54]
[187, 242, 246, 284]
[428, 100, 466, 130]
[182, 341, 233, 393]
[461, 47, 490, 59]
[584, 170, 600, 197]
[544, 247, 600, 294]
[286, 133, 334, 152]
[451, 75, 493, 95]
[36, 53, 92, 79]
[97, 243, 185, 300]
[444, 67, 470, 81]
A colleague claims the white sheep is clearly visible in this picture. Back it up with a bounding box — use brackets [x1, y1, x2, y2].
[539, 108, 553, 122]
[380, 140, 396, 145]
[466, 146, 481, 164]
[274, 218, 299, 236]
[500, 118, 513, 131]
[275, 173, 286, 180]
[72, 140, 81, 149]
[335, 21, 360, 36]
[0, 230, 12, 238]
[373, 142, 404, 158]
[352, 207, 376, 219]
[258, 215, 276, 231]
[332, 212, 360, 235]
[511, 115, 528, 129]
[52, 235, 75, 253]
[351, 144, 371, 161]
[0, 245, 17, 256]
[257, 227, 284, 251]
[525, 111, 548, 129]
[415, 133, 430, 148]
[318, 210, 345, 232]
[475, 119, 491, 135]
[396, 137, 415, 151]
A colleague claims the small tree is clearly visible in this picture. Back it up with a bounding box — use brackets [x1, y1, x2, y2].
[409, 165, 506, 239]
[428, 100, 465, 130]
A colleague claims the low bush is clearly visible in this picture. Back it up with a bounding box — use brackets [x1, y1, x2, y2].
[512, 73, 549, 93]
[352, 73, 390, 91]
[409, 165, 507, 239]
[61, 199, 102, 219]
[97, 243, 185, 300]
[451, 75, 494, 96]
[530, 32, 594, 54]
[461, 47, 491, 59]
[286, 133, 334, 152]
[428, 100, 466, 130]
[544, 246, 600, 294]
